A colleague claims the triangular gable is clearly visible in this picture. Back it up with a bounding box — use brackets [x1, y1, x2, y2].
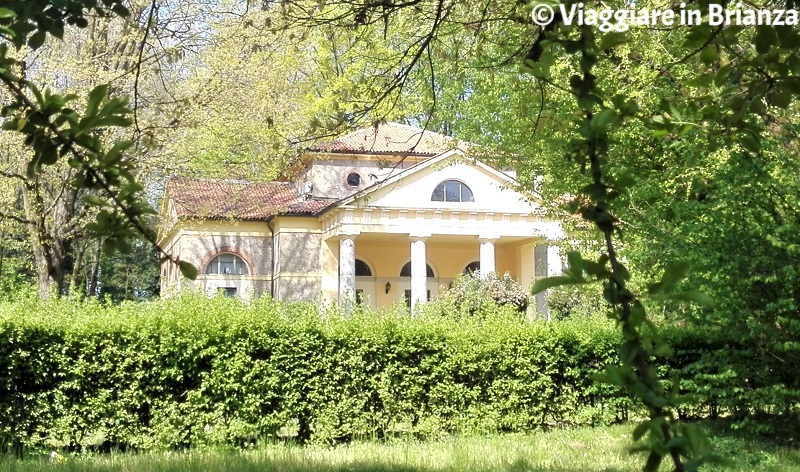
[329, 150, 542, 214]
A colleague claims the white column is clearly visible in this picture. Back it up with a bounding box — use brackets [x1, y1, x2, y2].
[410, 237, 428, 316]
[547, 244, 563, 276]
[479, 239, 496, 277]
[533, 243, 563, 321]
[533, 243, 550, 320]
[339, 237, 356, 307]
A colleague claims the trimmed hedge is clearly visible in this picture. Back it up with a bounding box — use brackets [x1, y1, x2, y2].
[0, 296, 795, 451]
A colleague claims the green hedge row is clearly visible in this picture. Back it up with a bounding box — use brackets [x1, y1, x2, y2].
[0, 296, 794, 451]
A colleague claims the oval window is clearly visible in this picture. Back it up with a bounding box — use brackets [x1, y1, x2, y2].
[347, 172, 361, 187]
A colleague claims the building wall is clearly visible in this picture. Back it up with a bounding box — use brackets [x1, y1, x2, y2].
[159, 220, 273, 299]
[272, 217, 324, 303]
[305, 156, 424, 200]
[321, 238, 339, 306]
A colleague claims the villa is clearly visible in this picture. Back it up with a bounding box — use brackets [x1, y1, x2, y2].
[158, 122, 564, 314]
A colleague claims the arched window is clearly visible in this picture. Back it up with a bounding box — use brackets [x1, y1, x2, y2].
[355, 259, 372, 277]
[205, 253, 249, 275]
[431, 180, 474, 202]
[463, 261, 481, 274]
[399, 262, 435, 277]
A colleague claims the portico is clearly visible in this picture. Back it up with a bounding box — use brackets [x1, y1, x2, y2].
[323, 204, 564, 314]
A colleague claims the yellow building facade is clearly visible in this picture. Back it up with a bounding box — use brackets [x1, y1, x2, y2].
[159, 123, 564, 314]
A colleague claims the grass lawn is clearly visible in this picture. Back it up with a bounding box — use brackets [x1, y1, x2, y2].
[1, 421, 798, 472]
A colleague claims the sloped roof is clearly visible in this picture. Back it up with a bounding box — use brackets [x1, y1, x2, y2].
[166, 179, 330, 220]
[309, 122, 453, 156]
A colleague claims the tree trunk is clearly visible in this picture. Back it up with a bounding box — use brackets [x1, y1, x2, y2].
[88, 240, 100, 297]
[69, 237, 89, 297]
[22, 179, 72, 299]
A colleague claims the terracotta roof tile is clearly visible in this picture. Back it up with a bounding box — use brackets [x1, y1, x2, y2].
[287, 199, 333, 215]
[309, 122, 453, 155]
[166, 179, 330, 220]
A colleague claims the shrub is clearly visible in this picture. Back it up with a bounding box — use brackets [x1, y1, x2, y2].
[0, 295, 795, 452]
[435, 272, 529, 315]
[546, 284, 607, 320]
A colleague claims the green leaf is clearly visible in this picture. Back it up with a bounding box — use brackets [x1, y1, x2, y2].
[591, 372, 610, 383]
[116, 237, 132, 255]
[700, 46, 718, 65]
[83, 195, 107, 207]
[648, 262, 689, 295]
[633, 420, 650, 441]
[111, 4, 131, 18]
[770, 90, 793, 109]
[629, 303, 646, 328]
[92, 114, 132, 128]
[26, 158, 39, 180]
[598, 32, 627, 51]
[118, 182, 144, 200]
[50, 20, 64, 40]
[683, 423, 710, 454]
[86, 84, 109, 117]
[669, 291, 715, 308]
[602, 365, 628, 387]
[530, 276, 579, 294]
[620, 341, 639, 365]
[714, 64, 732, 86]
[686, 73, 713, 88]
[102, 239, 117, 257]
[102, 140, 132, 166]
[38, 142, 59, 165]
[28, 30, 46, 50]
[778, 79, 800, 95]
[683, 25, 711, 49]
[566, 251, 583, 273]
[665, 436, 689, 451]
[754, 26, 777, 54]
[740, 133, 760, 153]
[179, 261, 199, 280]
[591, 108, 615, 131]
[779, 30, 800, 48]
[0, 8, 16, 19]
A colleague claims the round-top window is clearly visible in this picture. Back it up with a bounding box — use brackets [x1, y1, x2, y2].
[347, 172, 361, 187]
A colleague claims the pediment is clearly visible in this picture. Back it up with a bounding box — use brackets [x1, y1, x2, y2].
[345, 151, 541, 214]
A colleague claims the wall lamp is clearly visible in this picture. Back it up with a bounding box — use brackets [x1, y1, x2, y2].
[385, 282, 392, 294]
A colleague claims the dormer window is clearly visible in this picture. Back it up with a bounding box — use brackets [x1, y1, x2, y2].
[432, 180, 474, 202]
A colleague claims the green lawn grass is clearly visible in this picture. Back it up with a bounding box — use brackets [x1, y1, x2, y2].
[1, 421, 798, 472]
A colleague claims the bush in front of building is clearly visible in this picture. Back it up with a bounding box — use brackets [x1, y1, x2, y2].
[0, 295, 794, 452]
[430, 272, 529, 316]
